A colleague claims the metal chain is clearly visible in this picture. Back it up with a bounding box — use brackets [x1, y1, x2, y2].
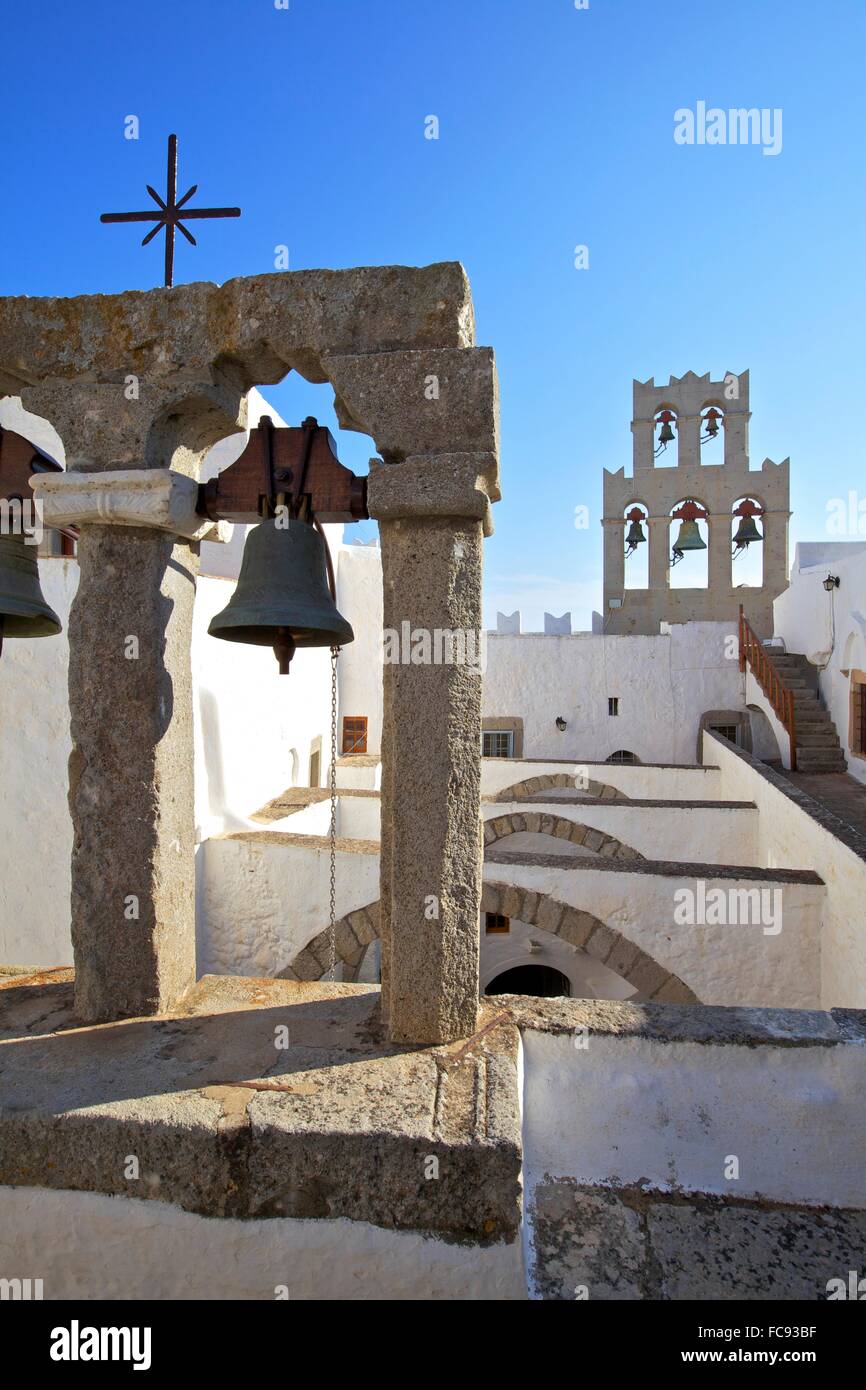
[329, 645, 338, 981]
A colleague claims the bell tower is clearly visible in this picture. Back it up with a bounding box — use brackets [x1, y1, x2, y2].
[601, 370, 790, 636]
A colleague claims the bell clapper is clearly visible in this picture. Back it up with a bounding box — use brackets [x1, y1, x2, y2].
[273, 627, 296, 675]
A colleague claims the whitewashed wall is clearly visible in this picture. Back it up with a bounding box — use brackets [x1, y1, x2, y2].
[482, 622, 745, 765]
[481, 758, 724, 800]
[707, 731, 866, 1008]
[0, 560, 77, 966]
[774, 541, 866, 787]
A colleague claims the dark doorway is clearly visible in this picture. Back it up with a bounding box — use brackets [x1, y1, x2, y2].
[485, 965, 571, 998]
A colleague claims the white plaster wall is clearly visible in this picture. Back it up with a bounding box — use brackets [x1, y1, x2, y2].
[0, 560, 77, 966]
[483, 622, 744, 765]
[483, 860, 823, 1008]
[484, 799, 760, 865]
[336, 543, 384, 757]
[707, 731, 866, 1008]
[481, 758, 724, 801]
[774, 542, 866, 787]
[521, 1029, 866, 1209]
[0, 1186, 525, 1301]
[197, 837, 379, 976]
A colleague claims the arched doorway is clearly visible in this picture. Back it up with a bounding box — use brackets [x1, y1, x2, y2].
[485, 964, 571, 998]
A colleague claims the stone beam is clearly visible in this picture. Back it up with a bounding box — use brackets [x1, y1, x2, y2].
[0, 263, 474, 394]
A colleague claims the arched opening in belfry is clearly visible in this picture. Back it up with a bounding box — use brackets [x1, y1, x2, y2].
[699, 403, 725, 465]
[731, 494, 764, 588]
[623, 503, 648, 589]
[485, 964, 571, 998]
[670, 498, 708, 589]
[653, 407, 678, 468]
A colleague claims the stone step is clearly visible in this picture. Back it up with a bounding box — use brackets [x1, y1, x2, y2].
[796, 751, 847, 771]
[796, 728, 841, 744]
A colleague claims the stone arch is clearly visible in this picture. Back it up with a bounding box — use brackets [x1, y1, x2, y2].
[483, 811, 644, 861]
[492, 772, 628, 802]
[279, 884, 698, 1003]
[480, 882, 698, 1004]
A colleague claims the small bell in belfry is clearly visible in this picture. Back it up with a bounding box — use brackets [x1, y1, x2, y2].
[624, 507, 646, 556]
[732, 499, 763, 556]
[208, 518, 354, 674]
[0, 531, 62, 659]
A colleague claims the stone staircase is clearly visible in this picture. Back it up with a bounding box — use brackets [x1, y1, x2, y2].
[765, 650, 847, 773]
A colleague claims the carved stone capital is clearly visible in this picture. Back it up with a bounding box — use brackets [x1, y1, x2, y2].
[30, 468, 231, 543]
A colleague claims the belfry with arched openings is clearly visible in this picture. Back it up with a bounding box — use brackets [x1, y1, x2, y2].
[602, 370, 790, 635]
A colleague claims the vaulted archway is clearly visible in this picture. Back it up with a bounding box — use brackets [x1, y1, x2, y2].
[483, 811, 643, 861]
[279, 883, 697, 1004]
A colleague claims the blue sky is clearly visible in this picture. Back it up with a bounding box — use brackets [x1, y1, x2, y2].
[2, 0, 863, 628]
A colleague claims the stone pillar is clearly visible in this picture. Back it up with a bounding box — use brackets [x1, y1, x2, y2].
[32, 455, 239, 1024]
[724, 411, 750, 468]
[602, 517, 625, 598]
[648, 515, 671, 591]
[631, 418, 655, 472]
[68, 526, 198, 1020]
[707, 511, 731, 593]
[327, 346, 500, 1045]
[377, 512, 484, 1043]
[761, 507, 790, 596]
[677, 414, 701, 469]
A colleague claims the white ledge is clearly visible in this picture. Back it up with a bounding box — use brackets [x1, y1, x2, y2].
[30, 469, 232, 544]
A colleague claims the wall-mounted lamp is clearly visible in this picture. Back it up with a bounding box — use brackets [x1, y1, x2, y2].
[555, 716, 567, 731]
[823, 574, 840, 592]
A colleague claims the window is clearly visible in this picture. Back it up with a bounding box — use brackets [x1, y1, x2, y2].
[709, 724, 739, 746]
[309, 746, 321, 787]
[852, 679, 866, 758]
[341, 716, 368, 754]
[606, 749, 639, 765]
[485, 912, 510, 934]
[608, 697, 619, 716]
[482, 730, 514, 758]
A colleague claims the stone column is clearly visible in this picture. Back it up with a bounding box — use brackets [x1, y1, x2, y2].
[602, 517, 625, 601]
[648, 515, 671, 591]
[631, 418, 655, 472]
[724, 410, 750, 468]
[376, 508, 485, 1043]
[30, 412, 240, 1025]
[677, 414, 701, 469]
[327, 347, 500, 1046]
[708, 511, 732, 593]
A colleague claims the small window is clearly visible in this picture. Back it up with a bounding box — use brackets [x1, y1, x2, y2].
[485, 912, 510, 935]
[606, 749, 639, 765]
[341, 716, 368, 754]
[853, 681, 866, 757]
[710, 724, 739, 746]
[309, 746, 321, 787]
[608, 697, 619, 716]
[482, 730, 514, 758]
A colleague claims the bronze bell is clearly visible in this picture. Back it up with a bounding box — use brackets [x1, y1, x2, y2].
[208, 518, 354, 674]
[0, 532, 62, 657]
[625, 517, 646, 552]
[733, 514, 763, 550]
[658, 420, 675, 446]
[672, 519, 707, 554]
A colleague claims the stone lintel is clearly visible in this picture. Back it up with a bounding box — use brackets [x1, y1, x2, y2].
[31, 468, 231, 543]
[367, 453, 498, 535]
[0, 975, 522, 1244]
[0, 263, 475, 392]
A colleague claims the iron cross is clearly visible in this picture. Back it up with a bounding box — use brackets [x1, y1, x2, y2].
[100, 133, 241, 288]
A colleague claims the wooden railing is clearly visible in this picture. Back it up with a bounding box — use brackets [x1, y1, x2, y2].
[738, 605, 797, 770]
